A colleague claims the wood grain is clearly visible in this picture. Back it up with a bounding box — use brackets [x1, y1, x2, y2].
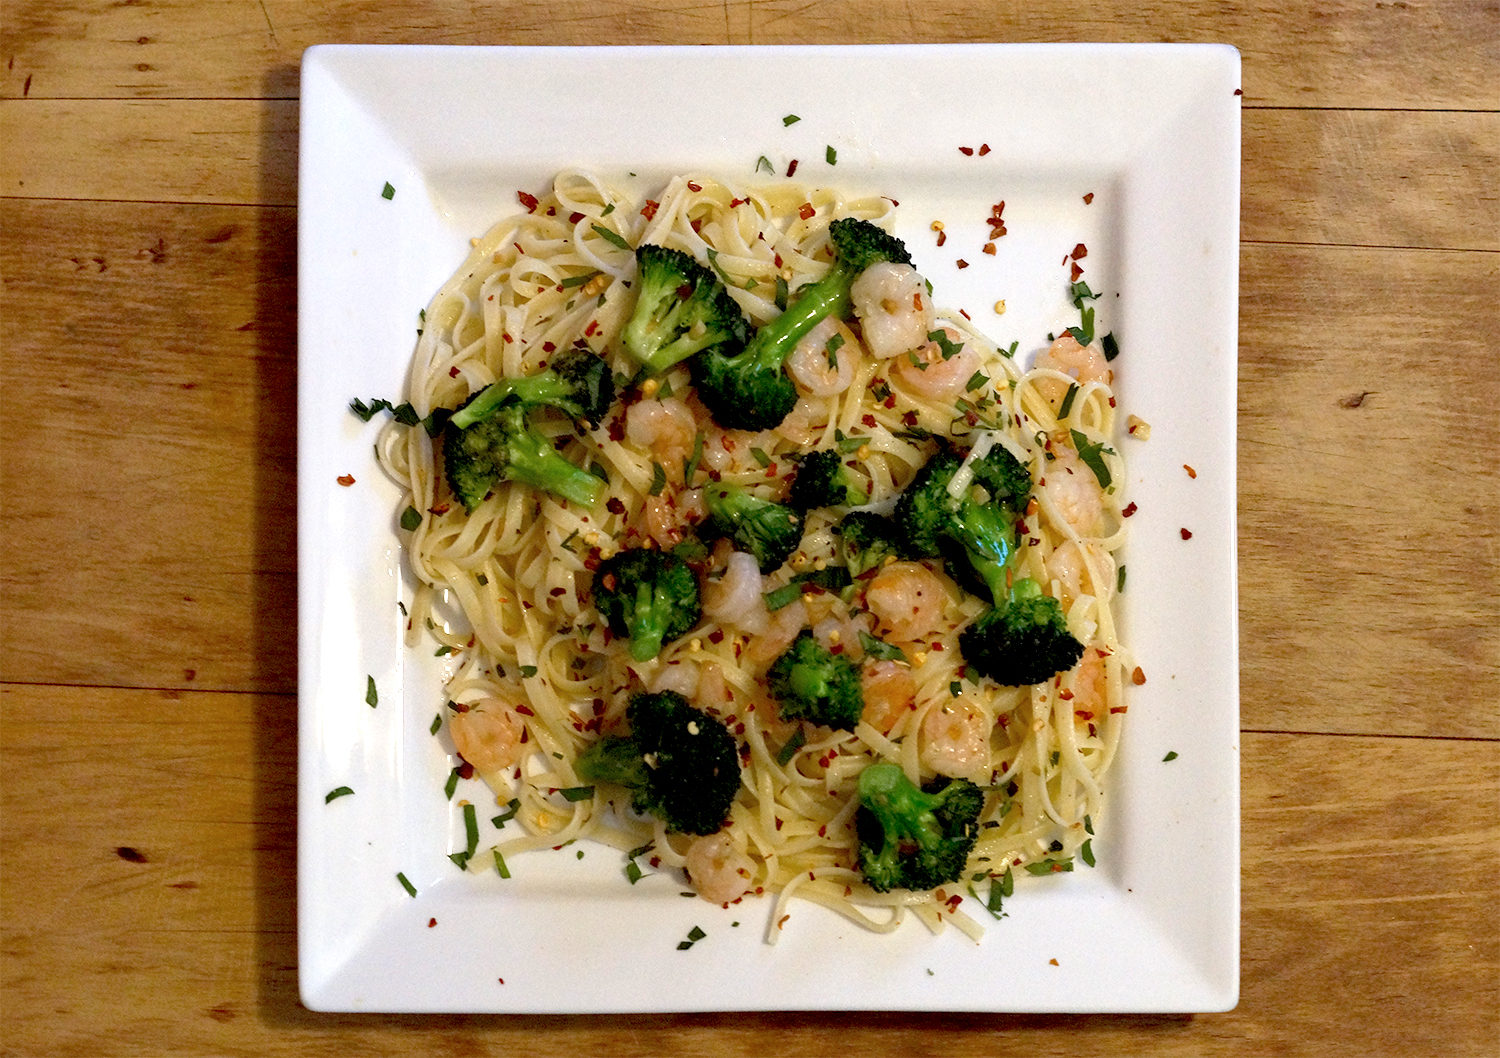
[4, 101, 1497, 255]
[3, 1, 1498, 107]
[3, 683, 1495, 1057]
[0, 198, 297, 694]
[1238, 242, 1500, 739]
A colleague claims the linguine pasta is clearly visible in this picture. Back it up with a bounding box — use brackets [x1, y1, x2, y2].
[373, 170, 1131, 941]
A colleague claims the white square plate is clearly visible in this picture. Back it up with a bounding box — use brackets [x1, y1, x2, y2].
[298, 42, 1241, 1013]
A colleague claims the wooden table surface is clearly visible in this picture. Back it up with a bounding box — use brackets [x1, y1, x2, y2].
[2, 3, 1497, 1055]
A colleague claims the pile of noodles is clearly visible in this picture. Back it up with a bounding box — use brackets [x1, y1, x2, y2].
[374, 170, 1130, 941]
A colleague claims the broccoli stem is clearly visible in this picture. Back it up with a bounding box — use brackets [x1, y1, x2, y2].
[501, 427, 607, 508]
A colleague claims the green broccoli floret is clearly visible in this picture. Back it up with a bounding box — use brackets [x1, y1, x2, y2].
[958, 578, 1086, 686]
[448, 348, 615, 430]
[692, 217, 912, 430]
[766, 630, 864, 731]
[621, 245, 750, 375]
[442, 400, 606, 512]
[854, 763, 984, 892]
[575, 690, 741, 835]
[700, 482, 802, 573]
[591, 547, 702, 662]
[838, 510, 901, 577]
[892, 446, 1029, 596]
[788, 448, 869, 512]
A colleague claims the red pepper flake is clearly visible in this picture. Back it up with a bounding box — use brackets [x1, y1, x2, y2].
[548, 587, 566, 598]
[584, 319, 599, 338]
[515, 704, 536, 716]
[1121, 501, 1138, 517]
[568, 211, 585, 224]
[798, 202, 816, 220]
[959, 307, 971, 321]
[449, 366, 461, 378]
[1184, 464, 1198, 479]
[606, 497, 626, 515]
[690, 218, 703, 233]
[936, 229, 947, 247]
[959, 145, 974, 156]
[336, 474, 356, 487]
[502, 331, 513, 344]
[517, 190, 539, 212]
[1233, 88, 1243, 96]
[978, 143, 991, 156]
[458, 761, 474, 780]
[1059, 689, 1074, 701]
[1132, 667, 1147, 686]
[730, 197, 748, 207]
[1049, 958, 1059, 967]
[1072, 243, 1088, 260]
[1070, 261, 1084, 281]
[687, 181, 702, 192]
[861, 414, 877, 428]
[1111, 705, 1128, 714]
[774, 817, 784, 831]
[956, 259, 970, 269]
[428, 503, 450, 515]
[1180, 528, 1193, 540]
[542, 341, 556, 353]
[640, 199, 659, 220]
[982, 242, 996, 255]
[428, 918, 437, 928]
[708, 629, 725, 644]
[786, 159, 799, 178]
[1083, 192, 1095, 204]
[1075, 710, 1094, 721]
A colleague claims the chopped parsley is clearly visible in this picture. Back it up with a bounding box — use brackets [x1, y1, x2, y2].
[381, 181, 395, 200]
[365, 675, 378, 707]
[677, 924, 708, 950]
[782, 114, 801, 126]
[590, 223, 631, 251]
[775, 727, 807, 766]
[324, 786, 354, 803]
[396, 871, 416, 897]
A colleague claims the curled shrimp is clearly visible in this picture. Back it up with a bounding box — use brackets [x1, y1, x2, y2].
[861, 659, 916, 734]
[625, 396, 699, 479]
[851, 261, 935, 359]
[776, 396, 830, 446]
[919, 696, 991, 782]
[647, 659, 701, 699]
[864, 561, 950, 643]
[1045, 539, 1116, 606]
[684, 831, 755, 905]
[1065, 647, 1107, 718]
[641, 487, 704, 550]
[890, 324, 983, 400]
[1033, 333, 1111, 407]
[744, 596, 807, 669]
[702, 550, 769, 636]
[449, 698, 525, 775]
[1038, 444, 1104, 536]
[786, 317, 860, 396]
